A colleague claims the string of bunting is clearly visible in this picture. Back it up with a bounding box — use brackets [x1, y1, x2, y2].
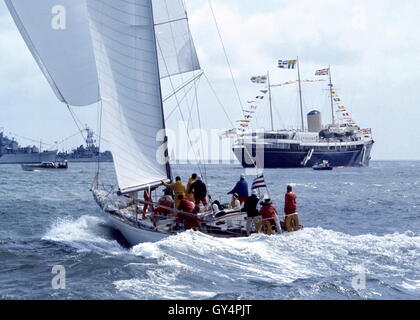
[315, 67, 357, 127]
[223, 61, 366, 136]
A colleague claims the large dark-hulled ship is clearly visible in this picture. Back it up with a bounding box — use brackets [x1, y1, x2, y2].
[232, 63, 374, 169]
[233, 124, 374, 169]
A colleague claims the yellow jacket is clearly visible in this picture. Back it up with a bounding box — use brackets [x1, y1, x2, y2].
[164, 181, 186, 195]
[187, 178, 196, 201]
[187, 178, 196, 193]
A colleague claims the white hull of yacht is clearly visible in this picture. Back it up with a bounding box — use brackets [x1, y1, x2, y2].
[105, 211, 170, 245]
[91, 183, 255, 246]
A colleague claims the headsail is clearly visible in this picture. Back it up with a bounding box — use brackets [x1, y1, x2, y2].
[4, 0, 100, 106]
[87, 0, 170, 193]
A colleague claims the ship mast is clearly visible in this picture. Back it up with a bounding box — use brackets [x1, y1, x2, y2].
[297, 57, 305, 131]
[267, 71, 274, 131]
[39, 139, 42, 163]
[328, 65, 336, 126]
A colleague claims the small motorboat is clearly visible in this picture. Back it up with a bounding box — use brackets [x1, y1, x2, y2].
[313, 160, 333, 171]
[21, 161, 68, 171]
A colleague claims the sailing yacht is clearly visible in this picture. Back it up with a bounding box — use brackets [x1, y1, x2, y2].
[6, 0, 269, 245]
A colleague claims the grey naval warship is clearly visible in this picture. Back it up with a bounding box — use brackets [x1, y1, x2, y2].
[56, 127, 113, 163]
[0, 131, 57, 164]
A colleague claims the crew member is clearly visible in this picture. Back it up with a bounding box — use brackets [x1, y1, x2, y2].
[152, 194, 174, 226]
[188, 175, 208, 207]
[142, 188, 155, 219]
[241, 190, 260, 235]
[177, 194, 198, 230]
[258, 198, 282, 235]
[153, 194, 174, 217]
[284, 185, 301, 232]
[230, 193, 241, 210]
[186, 173, 197, 202]
[163, 177, 186, 209]
[228, 174, 249, 204]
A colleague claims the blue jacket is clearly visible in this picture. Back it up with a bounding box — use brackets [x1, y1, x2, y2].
[228, 180, 249, 197]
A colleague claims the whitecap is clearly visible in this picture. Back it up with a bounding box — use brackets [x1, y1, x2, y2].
[131, 242, 166, 260]
[400, 279, 420, 292]
[42, 215, 125, 254]
[114, 228, 420, 299]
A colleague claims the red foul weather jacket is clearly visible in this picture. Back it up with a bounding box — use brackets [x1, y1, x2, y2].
[284, 192, 297, 215]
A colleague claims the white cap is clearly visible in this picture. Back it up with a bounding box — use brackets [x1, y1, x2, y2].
[251, 189, 258, 196]
[197, 175, 202, 181]
[240, 174, 245, 179]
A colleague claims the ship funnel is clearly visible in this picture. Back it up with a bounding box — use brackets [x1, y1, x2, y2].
[307, 110, 322, 132]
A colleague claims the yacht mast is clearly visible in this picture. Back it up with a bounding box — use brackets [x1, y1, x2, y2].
[150, 4, 172, 182]
[297, 57, 305, 131]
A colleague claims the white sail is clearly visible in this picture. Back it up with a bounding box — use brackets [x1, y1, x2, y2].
[6, 0, 200, 192]
[4, 0, 100, 106]
[87, 0, 170, 193]
[5, 0, 199, 107]
[153, 0, 201, 78]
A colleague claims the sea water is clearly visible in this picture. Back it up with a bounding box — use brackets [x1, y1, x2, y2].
[0, 162, 419, 300]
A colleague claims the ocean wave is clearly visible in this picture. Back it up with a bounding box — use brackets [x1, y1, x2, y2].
[42, 215, 125, 255]
[400, 279, 420, 291]
[113, 228, 420, 299]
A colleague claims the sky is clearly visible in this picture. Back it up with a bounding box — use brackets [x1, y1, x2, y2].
[0, 0, 420, 160]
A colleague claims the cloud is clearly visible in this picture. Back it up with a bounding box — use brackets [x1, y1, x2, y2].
[184, 0, 420, 160]
[0, 0, 419, 159]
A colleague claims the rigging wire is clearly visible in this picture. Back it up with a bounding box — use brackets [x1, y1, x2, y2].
[2, 131, 54, 148]
[207, 0, 244, 116]
[95, 0, 116, 189]
[203, 73, 235, 128]
[186, 77, 201, 133]
[163, 71, 204, 103]
[156, 40, 206, 180]
[96, 100, 104, 176]
[183, 0, 209, 183]
[66, 105, 87, 141]
[203, 73, 263, 175]
[193, 72, 208, 183]
[54, 130, 87, 148]
[203, 73, 265, 181]
[3, 128, 86, 151]
[165, 77, 201, 121]
[162, 0, 192, 116]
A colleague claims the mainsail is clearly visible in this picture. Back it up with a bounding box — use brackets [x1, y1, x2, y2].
[153, 0, 200, 78]
[5, 0, 201, 193]
[87, 0, 171, 193]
